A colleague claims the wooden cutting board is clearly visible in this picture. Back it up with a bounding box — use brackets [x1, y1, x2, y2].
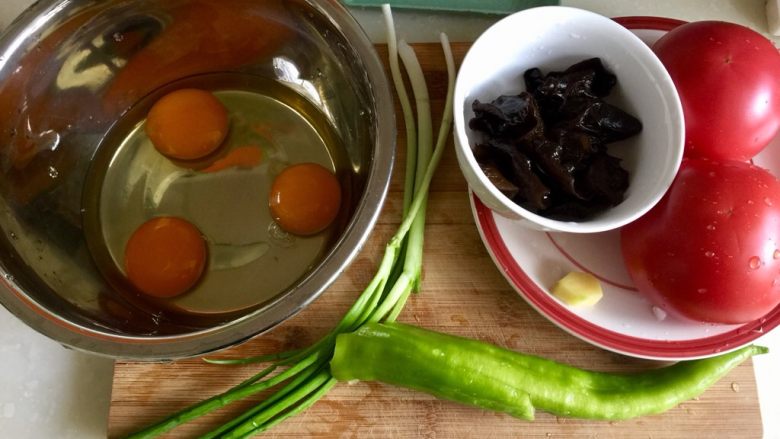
[108, 43, 763, 438]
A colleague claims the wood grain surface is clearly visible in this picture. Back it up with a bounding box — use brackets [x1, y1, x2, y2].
[108, 43, 763, 438]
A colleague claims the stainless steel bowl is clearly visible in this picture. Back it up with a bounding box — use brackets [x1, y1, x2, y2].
[0, 0, 394, 359]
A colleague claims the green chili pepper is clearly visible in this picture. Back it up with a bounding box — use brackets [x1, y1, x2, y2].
[330, 322, 768, 421]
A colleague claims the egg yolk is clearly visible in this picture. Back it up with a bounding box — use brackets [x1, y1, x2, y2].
[124, 217, 207, 298]
[269, 163, 341, 236]
[145, 89, 229, 160]
[201, 146, 262, 173]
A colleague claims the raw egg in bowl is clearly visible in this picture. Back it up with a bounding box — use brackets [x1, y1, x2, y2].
[0, 0, 394, 359]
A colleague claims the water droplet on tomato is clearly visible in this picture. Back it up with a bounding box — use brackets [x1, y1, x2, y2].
[747, 200, 755, 205]
[748, 256, 761, 269]
[697, 288, 707, 294]
[706, 224, 716, 231]
[708, 171, 716, 177]
[765, 197, 774, 207]
[705, 251, 715, 258]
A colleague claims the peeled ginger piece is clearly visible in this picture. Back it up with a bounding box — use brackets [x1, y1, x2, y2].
[551, 272, 603, 307]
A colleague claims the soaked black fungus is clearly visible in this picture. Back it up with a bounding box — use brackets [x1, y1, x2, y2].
[470, 58, 642, 221]
[470, 93, 540, 139]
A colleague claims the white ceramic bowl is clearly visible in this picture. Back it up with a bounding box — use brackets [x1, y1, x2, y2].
[453, 6, 684, 233]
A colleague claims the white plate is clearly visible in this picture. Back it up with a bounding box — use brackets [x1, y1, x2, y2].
[470, 16, 780, 360]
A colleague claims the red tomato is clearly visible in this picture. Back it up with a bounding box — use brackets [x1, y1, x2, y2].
[621, 158, 780, 324]
[652, 21, 780, 161]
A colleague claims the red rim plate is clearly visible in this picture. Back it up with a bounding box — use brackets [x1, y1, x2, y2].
[470, 16, 780, 360]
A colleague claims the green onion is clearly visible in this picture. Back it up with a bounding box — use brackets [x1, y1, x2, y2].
[124, 5, 456, 438]
[202, 349, 301, 366]
[382, 5, 418, 217]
